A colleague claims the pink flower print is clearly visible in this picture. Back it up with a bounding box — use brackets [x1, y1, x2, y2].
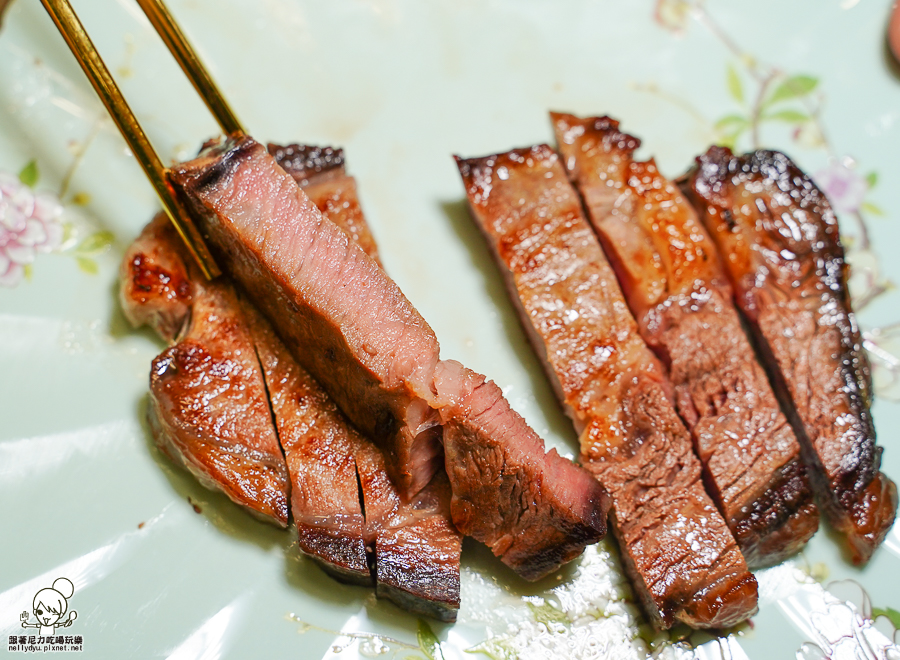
[654, 0, 693, 33]
[0, 172, 64, 287]
[813, 160, 868, 216]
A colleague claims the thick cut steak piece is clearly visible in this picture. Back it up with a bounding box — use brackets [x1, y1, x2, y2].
[456, 145, 757, 629]
[125, 150, 462, 618]
[176, 137, 443, 499]
[357, 453, 461, 621]
[683, 147, 897, 565]
[433, 360, 609, 580]
[552, 113, 818, 567]
[169, 135, 608, 580]
[240, 296, 369, 583]
[146, 244, 290, 527]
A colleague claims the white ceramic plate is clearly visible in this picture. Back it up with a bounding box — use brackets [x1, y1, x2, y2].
[2, 1, 900, 658]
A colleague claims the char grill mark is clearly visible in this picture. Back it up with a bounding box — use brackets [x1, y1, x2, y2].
[170, 135, 608, 581]
[552, 112, 819, 568]
[683, 146, 898, 565]
[456, 144, 757, 629]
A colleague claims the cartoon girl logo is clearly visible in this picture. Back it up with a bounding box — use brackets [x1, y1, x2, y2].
[20, 578, 78, 636]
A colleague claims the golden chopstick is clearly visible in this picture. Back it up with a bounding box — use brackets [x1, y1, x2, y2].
[39, 0, 221, 280]
[135, 0, 245, 136]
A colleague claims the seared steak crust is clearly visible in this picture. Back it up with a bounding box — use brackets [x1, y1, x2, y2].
[552, 113, 818, 567]
[683, 146, 898, 564]
[358, 462, 461, 621]
[148, 273, 290, 527]
[268, 143, 345, 185]
[170, 135, 607, 580]
[120, 215, 194, 342]
[456, 144, 756, 628]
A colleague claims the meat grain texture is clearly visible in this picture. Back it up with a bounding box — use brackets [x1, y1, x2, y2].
[683, 146, 897, 565]
[456, 144, 757, 629]
[243, 296, 461, 619]
[124, 142, 463, 619]
[267, 143, 381, 264]
[169, 135, 609, 582]
[552, 112, 819, 568]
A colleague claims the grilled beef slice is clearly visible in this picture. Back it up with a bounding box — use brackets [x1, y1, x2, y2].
[125, 164, 462, 618]
[243, 296, 461, 618]
[356, 451, 461, 620]
[683, 147, 898, 565]
[169, 135, 608, 581]
[273, 146, 462, 615]
[239, 296, 370, 582]
[127, 214, 368, 571]
[552, 113, 819, 568]
[237, 161, 460, 613]
[433, 360, 609, 580]
[456, 145, 757, 629]
[145, 235, 290, 527]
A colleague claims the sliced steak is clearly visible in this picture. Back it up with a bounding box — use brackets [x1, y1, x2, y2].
[552, 112, 819, 568]
[175, 137, 444, 499]
[268, 143, 381, 264]
[683, 146, 898, 565]
[456, 144, 757, 629]
[357, 450, 461, 620]
[239, 296, 370, 583]
[169, 135, 608, 580]
[126, 217, 291, 527]
[243, 293, 461, 618]
[433, 360, 609, 580]
[147, 265, 290, 527]
[126, 156, 462, 617]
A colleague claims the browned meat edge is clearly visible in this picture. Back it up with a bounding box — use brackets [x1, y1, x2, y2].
[119, 215, 193, 343]
[242, 292, 461, 618]
[682, 146, 897, 564]
[268, 143, 345, 186]
[144, 245, 291, 527]
[550, 112, 818, 567]
[268, 143, 381, 264]
[456, 145, 757, 629]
